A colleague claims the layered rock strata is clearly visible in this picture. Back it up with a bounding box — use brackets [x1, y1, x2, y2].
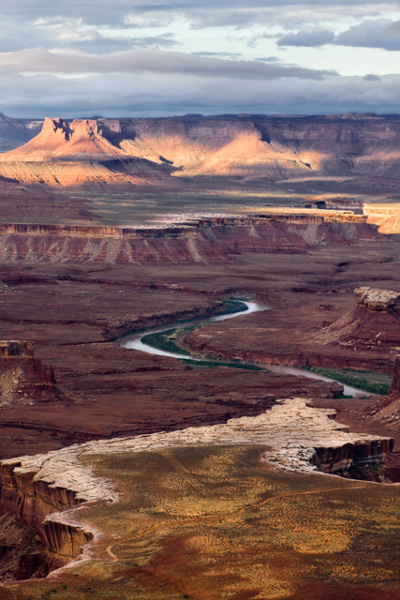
[313, 287, 400, 350]
[0, 341, 61, 407]
[1, 114, 400, 186]
[364, 203, 400, 234]
[0, 398, 393, 578]
[0, 213, 378, 264]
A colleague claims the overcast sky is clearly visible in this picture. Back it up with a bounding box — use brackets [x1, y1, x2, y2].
[0, 0, 399, 117]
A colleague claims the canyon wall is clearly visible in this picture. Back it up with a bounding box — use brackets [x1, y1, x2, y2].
[364, 203, 400, 234]
[0, 460, 95, 578]
[0, 213, 379, 264]
[311, 438, 394, 473]
[1, 114, 400, 187]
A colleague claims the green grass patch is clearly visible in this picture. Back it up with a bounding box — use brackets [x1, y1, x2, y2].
[217, 299, 248, 315]
[141, 327, 192, 356]
[302, 366, 391, 395]
[141, 300, 248, 356]
[181, 358, 263, 371]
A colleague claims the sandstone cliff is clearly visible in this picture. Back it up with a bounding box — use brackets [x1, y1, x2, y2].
[364, 202, 400, 234]
[1, 114, 400, 188]
[0, 213, 379, 265]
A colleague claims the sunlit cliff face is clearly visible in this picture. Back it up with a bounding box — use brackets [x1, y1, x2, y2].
[1, 114, 400, 188]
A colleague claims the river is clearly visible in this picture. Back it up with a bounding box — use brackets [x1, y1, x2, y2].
[121, 300, 370, 398]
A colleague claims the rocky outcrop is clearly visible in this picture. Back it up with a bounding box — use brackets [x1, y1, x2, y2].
[311, 438, 394, 473]
[354, 287, 400, 313]
[0, 341, 34, 358]
[0, 118, 130, 163]
[0, 117, 175, 187]
[313, 287, 400, 352]
[0, 341, 62, 407]
[0, 212, 379, 265]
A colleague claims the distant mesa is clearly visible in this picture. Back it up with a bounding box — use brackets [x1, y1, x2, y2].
[0, 113, 400, 189]
[0, 117, 128, 162]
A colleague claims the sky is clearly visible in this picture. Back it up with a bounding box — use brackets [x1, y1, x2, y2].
[0, 0, 399, 117]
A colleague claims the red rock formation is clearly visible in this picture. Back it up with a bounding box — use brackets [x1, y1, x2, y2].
[1, 113, 400, 188]
[364, 203, 400, 234]
[313, 287, 400, 351]
[311, 437, 394, 474]
[0, 117, 128, 162]
[0, 341, 62, 407]
[0, 117, 175, 186]
[0, 213, 379, 265]
[0, 460, 94, 578]
[0, 340, 34, 358]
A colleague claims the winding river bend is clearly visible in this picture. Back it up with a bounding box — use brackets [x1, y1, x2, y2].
[121, 300, 369, 398]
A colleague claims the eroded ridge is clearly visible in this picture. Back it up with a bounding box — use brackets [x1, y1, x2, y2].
[1, 398, 393, 564]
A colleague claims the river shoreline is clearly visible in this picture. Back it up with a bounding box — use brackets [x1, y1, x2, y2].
[120, 300, 371, 398]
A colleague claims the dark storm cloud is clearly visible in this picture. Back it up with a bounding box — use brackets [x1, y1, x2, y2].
[0, 48, 337, 80]
[277, 28, 335, 47]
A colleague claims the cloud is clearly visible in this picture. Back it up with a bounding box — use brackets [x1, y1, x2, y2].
[72, 34, 178, 53]
[255, 57, 280, 62]
[363, 73, 381, 81]
[1, 1, 397, 29]
[275, 18, 400, 52]
[0, 1, 398, 118]
[0, 71, 398, 119]
[191, 51, 241, 58]
[277, 28, 335, 47]
[336, 19, 400, 51]
[0, 38, 25, 52]
[0, 47, 337, 80]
